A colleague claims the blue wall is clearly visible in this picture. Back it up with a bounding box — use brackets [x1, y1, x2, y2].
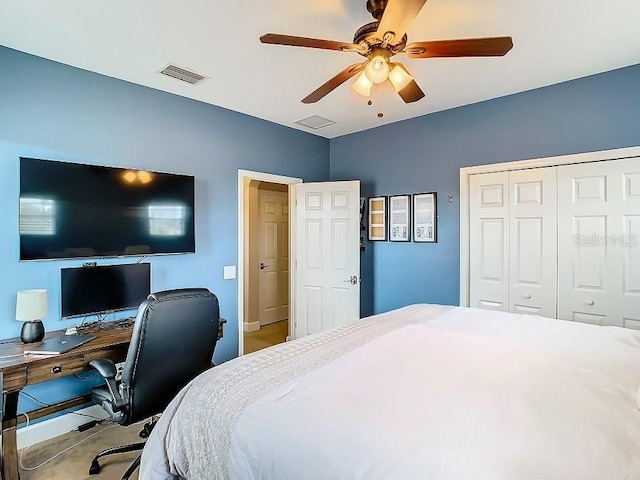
[0, 46, 330, 411]
[3, 43, 639, 415]
[330, 64, 640, 316]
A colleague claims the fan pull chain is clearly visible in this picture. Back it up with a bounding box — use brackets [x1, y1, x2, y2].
[376, 83, 384, 118]
[367, 83, 376, 107]
[365, 84, 384, 118]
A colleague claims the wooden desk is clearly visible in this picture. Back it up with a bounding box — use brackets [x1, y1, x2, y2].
[0, 318, 226, 480]
[0, 323, 131, 480]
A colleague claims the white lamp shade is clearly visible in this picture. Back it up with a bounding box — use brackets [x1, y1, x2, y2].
[351, 71, 373, 97]
[364, 55, 390, 84]
[388, 64, 414, 92]
[16, 289, 48, 322]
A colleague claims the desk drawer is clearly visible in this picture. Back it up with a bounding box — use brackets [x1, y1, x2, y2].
[3, 367, 27, 392]
[84, 345, 128, 366]
[28, 357, 84, 385]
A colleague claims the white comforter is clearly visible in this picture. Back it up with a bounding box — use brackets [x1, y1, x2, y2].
[140, 305, 640, 480]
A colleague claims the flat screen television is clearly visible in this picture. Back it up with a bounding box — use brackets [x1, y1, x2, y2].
[19, 157, 195, 261]
[61, 263, 151, 319]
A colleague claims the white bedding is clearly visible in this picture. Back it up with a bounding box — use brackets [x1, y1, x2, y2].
[140, 305, 640, 480]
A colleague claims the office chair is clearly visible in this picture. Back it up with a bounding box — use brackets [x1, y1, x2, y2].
[88, 288, 220, 480]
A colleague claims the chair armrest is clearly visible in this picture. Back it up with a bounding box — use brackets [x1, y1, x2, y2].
[89, 359, 127, 410]
[89, 359, 117, 379]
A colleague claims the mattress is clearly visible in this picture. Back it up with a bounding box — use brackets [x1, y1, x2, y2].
[139, 304, 640, 480]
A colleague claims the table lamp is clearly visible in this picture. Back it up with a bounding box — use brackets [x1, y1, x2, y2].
[16, 289, 48, 343]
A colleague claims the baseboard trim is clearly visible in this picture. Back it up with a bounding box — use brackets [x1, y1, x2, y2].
[260, 318, 288, 327]
[17, 405, 110, 449]
[243, 320, 261, 333]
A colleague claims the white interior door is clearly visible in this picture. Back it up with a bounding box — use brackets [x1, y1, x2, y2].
[294, 180, 360, 338]
[469, 172, 510, 311]
[258, 190, 289, 325]
[558, 158, 640, 327]
[508, 167, 558, 318]
[621, 160, 640, 329]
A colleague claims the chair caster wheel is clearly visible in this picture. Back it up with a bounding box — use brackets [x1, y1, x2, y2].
[89, 459, 101, 475]
[139, 422, 154, 439]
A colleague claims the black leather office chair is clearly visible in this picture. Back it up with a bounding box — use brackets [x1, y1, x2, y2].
[88, 288, 220, 479]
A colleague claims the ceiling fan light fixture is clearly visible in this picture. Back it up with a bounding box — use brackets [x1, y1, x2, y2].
[388, 64, 413, 92]
[260, 1, 512, 105]
[364, 54, 390, 84]
[351, 71, 373, 97]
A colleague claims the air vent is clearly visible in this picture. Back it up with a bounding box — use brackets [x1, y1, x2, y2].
[157, 63, 208, 85]
[294, 115, 336, 130]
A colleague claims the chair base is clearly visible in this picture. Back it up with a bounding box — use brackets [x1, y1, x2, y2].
[89, 441, 145, 479]
[89, 420, 156, 479]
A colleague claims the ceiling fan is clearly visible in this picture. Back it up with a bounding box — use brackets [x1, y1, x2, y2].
[260, 0, 513, 104]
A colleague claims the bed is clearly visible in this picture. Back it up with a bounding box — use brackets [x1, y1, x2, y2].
[139, 304, 640, 480]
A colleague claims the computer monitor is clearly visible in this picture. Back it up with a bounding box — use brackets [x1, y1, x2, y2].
[61, 263, 151, 319]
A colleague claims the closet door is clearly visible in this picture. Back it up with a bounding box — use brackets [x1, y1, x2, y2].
[469, 172, 509, 311]
[621, 162, 640, 329]
[558, 158, 640, 327]
[508, 168, 558, 318]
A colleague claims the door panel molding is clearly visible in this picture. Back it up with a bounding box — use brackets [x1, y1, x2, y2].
[294, 181, 360, 338]
[460, 145, 640, 307]
[558, 158, 640, 326]
[258, 190, 289, 325]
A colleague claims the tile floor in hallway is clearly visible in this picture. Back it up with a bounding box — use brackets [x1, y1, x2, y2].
[243, 319, 288, 354]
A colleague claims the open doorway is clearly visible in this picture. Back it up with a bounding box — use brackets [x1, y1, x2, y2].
[243, 181, 288, 354]
[237, 170, 361, 355]
[237, 170, 302, 356]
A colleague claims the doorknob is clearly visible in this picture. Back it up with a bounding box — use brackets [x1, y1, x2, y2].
[343, 275, 358, 285]
[259, 262, 269, 270]
[586, 299, 595, 306]
[524, 294, 532, 299]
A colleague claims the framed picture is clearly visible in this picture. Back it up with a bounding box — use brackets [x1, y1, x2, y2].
[367, 196, 387, 241]
[360, 197, 367, 231]
[388, 194, 411, 242]
[413, 192, 437, 243]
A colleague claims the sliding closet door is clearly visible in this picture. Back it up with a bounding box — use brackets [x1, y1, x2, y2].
[508, 168, 558, 318]
[621, 162, 640, 329]
[470, 168, 557, 315]
[469, 172, 510, 311]
[558, 158, 640, 327]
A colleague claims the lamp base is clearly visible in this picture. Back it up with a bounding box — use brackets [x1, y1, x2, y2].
[21, 320, 45, 343]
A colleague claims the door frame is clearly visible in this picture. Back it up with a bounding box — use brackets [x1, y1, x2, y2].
[237, 169, 302, 357]
[459, 145, 640, 308]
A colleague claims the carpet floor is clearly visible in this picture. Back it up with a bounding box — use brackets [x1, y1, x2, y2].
[19, 420, 145, 480]
[20, 320, 288, 478]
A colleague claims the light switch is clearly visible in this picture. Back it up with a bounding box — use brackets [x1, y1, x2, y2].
[223, 265, 237, 280]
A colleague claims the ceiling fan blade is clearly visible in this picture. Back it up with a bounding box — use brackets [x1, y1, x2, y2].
[405, 36, 513, 58]
[392, 63, 425, 103]
[302, 63, 366, 104]
[376, 0, 428, 46]
[260, 33, 361, 53]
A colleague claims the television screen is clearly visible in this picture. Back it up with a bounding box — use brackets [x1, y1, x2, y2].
[19, 157, 195, 261]
[61, 263, 151, 319]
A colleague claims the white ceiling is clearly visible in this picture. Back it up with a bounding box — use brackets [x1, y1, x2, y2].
[1, 0, 639, 138]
